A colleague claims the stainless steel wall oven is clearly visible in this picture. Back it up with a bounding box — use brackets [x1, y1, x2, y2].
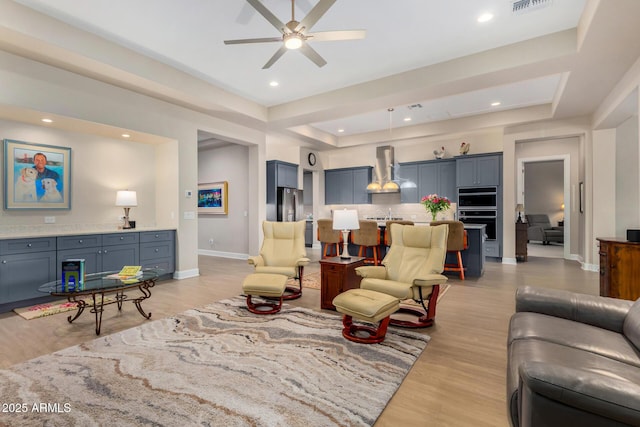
[458, 187, 498, 240]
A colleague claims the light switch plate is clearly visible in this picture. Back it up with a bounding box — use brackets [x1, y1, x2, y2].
[184, 211, 196, 220]
[44, 216, 56, 223]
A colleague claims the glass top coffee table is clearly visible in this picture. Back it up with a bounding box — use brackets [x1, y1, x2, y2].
[39, 269, 162, 335]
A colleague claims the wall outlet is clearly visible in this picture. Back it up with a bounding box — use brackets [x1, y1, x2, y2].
[184, 211, 196, 220]
[44, 216, 56, 224]
[209, 238, 214, 246]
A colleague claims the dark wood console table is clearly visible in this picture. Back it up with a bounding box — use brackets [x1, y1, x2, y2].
[319, 256, 365, 310]
[516, 222, 528, 262]
[597, 238, 640, 300]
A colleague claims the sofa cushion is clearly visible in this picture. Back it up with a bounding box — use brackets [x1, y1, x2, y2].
[509, 312, 640, 367]
[623, 299, 640, 351]
[507, 339, 640, 427]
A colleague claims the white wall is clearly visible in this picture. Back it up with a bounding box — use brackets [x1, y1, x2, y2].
[0, 50, 267, 276]
[0, 119, 160, 233]
[198, 144, 250, 257]
[616, 114, 640, 236]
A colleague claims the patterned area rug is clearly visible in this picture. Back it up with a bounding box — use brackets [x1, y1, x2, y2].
[287, 271, 320, 290]
[13, 297, 115, 320]
[0, 297, 429, 426]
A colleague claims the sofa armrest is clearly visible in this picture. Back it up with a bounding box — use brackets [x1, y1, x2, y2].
[515, 286, 633, 333]
[519, 362, 640, 426]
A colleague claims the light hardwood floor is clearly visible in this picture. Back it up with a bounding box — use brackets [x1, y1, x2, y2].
[0, 251, 599, 426]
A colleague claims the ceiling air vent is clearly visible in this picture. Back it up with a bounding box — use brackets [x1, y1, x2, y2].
[408, 104, 423, 110]
[511, 0, 552, 14]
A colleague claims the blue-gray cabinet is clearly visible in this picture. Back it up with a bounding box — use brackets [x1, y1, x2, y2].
[399, 160, 456, 203]
[0, 237, 56, 304]
[456, 154, 501, 187]
[0, 230, 175, 313]
[140, 230, 175, 271]
[325, 166, 372, 205]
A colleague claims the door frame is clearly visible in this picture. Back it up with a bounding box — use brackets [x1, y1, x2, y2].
[517, 154, 571, 259]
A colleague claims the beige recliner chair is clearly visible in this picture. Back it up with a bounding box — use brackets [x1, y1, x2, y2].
[247, 220, 310, 300]
[356, 223, 449, 328]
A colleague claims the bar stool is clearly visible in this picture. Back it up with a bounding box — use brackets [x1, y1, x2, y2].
[351, 220, 381, 265]
[317, 218, 342, 258]
[430, 220, 467, 280]
[384, 220, 414, 247]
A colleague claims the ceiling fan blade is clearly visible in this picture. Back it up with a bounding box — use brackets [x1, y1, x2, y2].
[296, 0, 336, 32]
[299, 43, 327, 68]
[224, 37, 282, 45]
[306, 30, 366, 42]
[262, 45, 288, 69]
[237, 0, 312, 25]
[246, 0, 287, 33]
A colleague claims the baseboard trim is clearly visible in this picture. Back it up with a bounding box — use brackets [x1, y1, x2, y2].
[582, 262, 599, 272]
[502, 257, 517, 265]
[173, 268, 199, 280]
[198, 249, 249, 260]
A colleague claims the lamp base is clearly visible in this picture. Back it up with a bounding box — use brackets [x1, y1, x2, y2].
[340, 230, 351, 259]
[516, 212, 523, 223]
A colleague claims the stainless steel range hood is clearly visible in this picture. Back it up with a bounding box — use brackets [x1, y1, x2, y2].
[367, 145, 400, 193]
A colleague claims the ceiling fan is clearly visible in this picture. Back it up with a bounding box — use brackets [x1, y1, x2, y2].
[224, 0, 366, 69]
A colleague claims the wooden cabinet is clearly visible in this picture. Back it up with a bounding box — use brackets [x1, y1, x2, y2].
[0, 237, 56, 304]
[399, 159, 456, 203]
[516, 222, 528, 262]
[456, 154, 501, 187]
[598, 238, 640, 300]
[319, 257, 365, 310]
[324, 167, 372, 205]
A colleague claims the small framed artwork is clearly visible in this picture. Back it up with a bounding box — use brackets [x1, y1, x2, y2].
[579, 181, 584, 213]
[3, 139, 71, 210]
[198, 181, 228, 215]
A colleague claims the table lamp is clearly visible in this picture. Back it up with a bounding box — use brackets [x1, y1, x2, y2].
[116, 190, 137, 229]
[332, 209, 360, 259]
[516, 204, 524, 223]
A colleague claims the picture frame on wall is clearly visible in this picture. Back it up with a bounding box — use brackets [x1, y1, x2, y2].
[3, 139, 71, 210]
[579, 181, 584, 213]
[197, 181, 228, 215]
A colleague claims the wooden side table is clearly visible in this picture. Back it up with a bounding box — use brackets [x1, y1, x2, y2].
[319, 256, 365, 310]
[515, 222, 528, 262]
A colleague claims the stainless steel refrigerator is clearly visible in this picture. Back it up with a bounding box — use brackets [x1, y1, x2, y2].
[276, 187, 303, 222]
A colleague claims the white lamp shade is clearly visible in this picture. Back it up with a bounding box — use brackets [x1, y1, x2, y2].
[333, 209, 360, 230]
[116, 190, 138, 207]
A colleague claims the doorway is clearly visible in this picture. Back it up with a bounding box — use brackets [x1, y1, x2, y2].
[517, 154, 571, 260]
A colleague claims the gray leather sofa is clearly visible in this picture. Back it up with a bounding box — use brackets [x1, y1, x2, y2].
[525, 214, 563, 245]
[507, 286, 640, 427]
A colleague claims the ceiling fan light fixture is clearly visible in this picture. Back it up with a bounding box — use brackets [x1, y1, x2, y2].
[284, 33, 303, 50]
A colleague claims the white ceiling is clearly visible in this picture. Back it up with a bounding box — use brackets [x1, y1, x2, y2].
[6, 0, 640, 147]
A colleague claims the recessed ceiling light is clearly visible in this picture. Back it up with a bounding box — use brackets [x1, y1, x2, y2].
[122, 133, 131, 138]
[269, 81, 279, 87]
[491, 101, 501, 107]
[403, 117, 412, 122]
[477, 12, 494, 23]
[41, 118, 53, 123]
[337, 129, 345, 133]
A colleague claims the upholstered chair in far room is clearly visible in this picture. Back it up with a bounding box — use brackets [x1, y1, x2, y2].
[247, 220, 309, 300]
[384, 220, 414, 247]
[525, 214, 564, 245]
[430, 220, 468, 280]
[356, 223, 449, 328]
[317, 218, 342, 258]
[351, 219, 381, 265]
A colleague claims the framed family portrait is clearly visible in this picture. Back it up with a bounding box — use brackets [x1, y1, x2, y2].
[3, 139, 71, 210]
[197, 181, 228, 215]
